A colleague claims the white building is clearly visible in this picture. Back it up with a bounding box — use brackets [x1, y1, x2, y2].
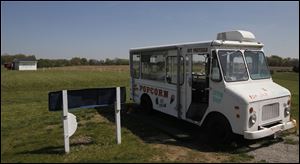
[13, 58, 37, 71]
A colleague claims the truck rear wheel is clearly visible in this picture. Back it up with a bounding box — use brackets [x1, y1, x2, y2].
[140, 95, 153, 114]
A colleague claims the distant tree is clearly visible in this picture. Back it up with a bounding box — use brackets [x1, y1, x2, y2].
[89, 59, 99, 65]
[14, 53, 27, 59]
[293, 66, 299, 73]
[267, 55, 283, 66]
[1, 54, 36, 65]
[54, 59, 69, 67]
[99, 59, 105, 65]
[290, 58, 299, 67]
[105, 58, 113, 65]
[37, 59, 52, 68]
[70, 57, 81, 65]
[113, 58, 129, 65]
[1, 53, 14, 64]
[80, 58, 88, 65]
[281, 57, 290, 67]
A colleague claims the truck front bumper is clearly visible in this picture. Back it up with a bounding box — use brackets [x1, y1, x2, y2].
[244, 119, 297, 140]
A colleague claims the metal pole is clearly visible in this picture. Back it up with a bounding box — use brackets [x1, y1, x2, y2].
[62, 90, 70, 153]
[115, 87, 121, 144]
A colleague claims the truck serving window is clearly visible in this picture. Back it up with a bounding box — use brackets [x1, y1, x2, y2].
[141, 51, 167, 82]
[132, 54, 140, 78]
[244, 51, 271, 80]
[166, 56, 184, 85]
[218, 50, 249, 82]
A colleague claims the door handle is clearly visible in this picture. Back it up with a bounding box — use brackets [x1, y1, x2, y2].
[205, 87, 211, 91]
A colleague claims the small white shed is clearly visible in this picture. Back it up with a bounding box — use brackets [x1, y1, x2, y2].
[13, 58, 37, 71]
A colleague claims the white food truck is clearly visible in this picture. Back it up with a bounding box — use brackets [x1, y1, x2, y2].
[129, 30, 296, 142]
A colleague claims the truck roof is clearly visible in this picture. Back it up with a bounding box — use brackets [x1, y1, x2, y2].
[130, 40, 264, 53]
[130, 30, 264, 53]
[130, 40, 212, 52]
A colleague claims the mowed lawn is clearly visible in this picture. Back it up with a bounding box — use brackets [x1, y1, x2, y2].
[272, 72, 299, 123]
[1, 66, 299, 162]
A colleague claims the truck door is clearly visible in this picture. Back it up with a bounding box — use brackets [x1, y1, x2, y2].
[209, 50, 224, 110]
[186, 53, 210, 121]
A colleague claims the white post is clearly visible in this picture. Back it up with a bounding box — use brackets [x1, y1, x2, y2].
[115, 87, 121, 144]
[62, 90, 70, 153]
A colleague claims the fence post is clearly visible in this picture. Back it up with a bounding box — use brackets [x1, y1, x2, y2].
[115, 87, 121, 144]
[62, 90, 70, 153]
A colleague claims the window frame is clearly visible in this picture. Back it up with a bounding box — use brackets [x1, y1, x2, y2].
[131, 53, 141, 79]
[244, 50, 271, 80]
[166, 55, 185, 85]
[217, 50, 249, 82]
[140, 50, 167, 82]
[211, 50, 222, 82]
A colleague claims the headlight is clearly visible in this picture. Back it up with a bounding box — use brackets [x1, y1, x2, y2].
[284, 105, 291, 117]
[249, 113, 257, 126]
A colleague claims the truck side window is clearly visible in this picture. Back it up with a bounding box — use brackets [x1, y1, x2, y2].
[211, 51, 222, 82]
[166, 56, 184, 85]
[132, 54, 140, 78]
[141, 51, 166, 82]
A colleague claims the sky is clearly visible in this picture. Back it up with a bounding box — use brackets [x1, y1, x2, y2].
[1, 1, 299, 60]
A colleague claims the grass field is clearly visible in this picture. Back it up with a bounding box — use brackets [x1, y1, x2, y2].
[1, 66, 299, 162]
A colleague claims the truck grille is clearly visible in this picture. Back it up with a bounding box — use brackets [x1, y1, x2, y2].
[262, 103, 279, 121]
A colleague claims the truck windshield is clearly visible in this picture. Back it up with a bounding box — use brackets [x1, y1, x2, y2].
[218, 50, 249, 82]
[244, 50, 271, 80]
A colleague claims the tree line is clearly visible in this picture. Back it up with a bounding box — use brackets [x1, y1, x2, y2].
[1, 53, 298, 71]
[266, 55, 299, 72]
[1, 54, 129, 68]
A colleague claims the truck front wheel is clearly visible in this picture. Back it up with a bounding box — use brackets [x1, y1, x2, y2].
[203, 114, 233, 144]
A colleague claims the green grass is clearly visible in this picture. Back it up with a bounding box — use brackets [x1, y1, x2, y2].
[1, 68, 299, 162]
[1, 68, 159, 162]
[272, 72, 299, 124]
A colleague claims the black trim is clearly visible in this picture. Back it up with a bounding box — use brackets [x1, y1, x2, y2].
[48, 87, 126, 111]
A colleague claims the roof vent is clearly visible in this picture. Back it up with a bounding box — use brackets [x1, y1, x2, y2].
[217, 30, 256, 42]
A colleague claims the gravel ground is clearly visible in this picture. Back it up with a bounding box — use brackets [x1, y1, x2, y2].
[247, 134, 299, 163]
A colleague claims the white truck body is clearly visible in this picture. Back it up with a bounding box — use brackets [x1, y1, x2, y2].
[129, 30, 296, 140]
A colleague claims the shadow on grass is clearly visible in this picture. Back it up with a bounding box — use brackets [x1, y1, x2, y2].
[17, 142, 94, 155]
[95, 103, 287, 154]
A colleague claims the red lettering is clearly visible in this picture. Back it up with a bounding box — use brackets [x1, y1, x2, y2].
[139, 85, 169, 98]
[158, 89, 163, 96]
[163, 91, 168, 98]
[150, 88, 154, 94]
[154, 88, 158, 95]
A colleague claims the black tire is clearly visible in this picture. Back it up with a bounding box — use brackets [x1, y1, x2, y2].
[203, 114, 233, 144]
[140, 95, 153, 114]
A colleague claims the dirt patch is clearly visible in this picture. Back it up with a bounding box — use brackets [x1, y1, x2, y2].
[247, 134, 299, 163]
[78, 112, 110, 126]
[71, 135, 94, 145]
[151, 143, 229, 162]
[45, 124, 58, 131]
